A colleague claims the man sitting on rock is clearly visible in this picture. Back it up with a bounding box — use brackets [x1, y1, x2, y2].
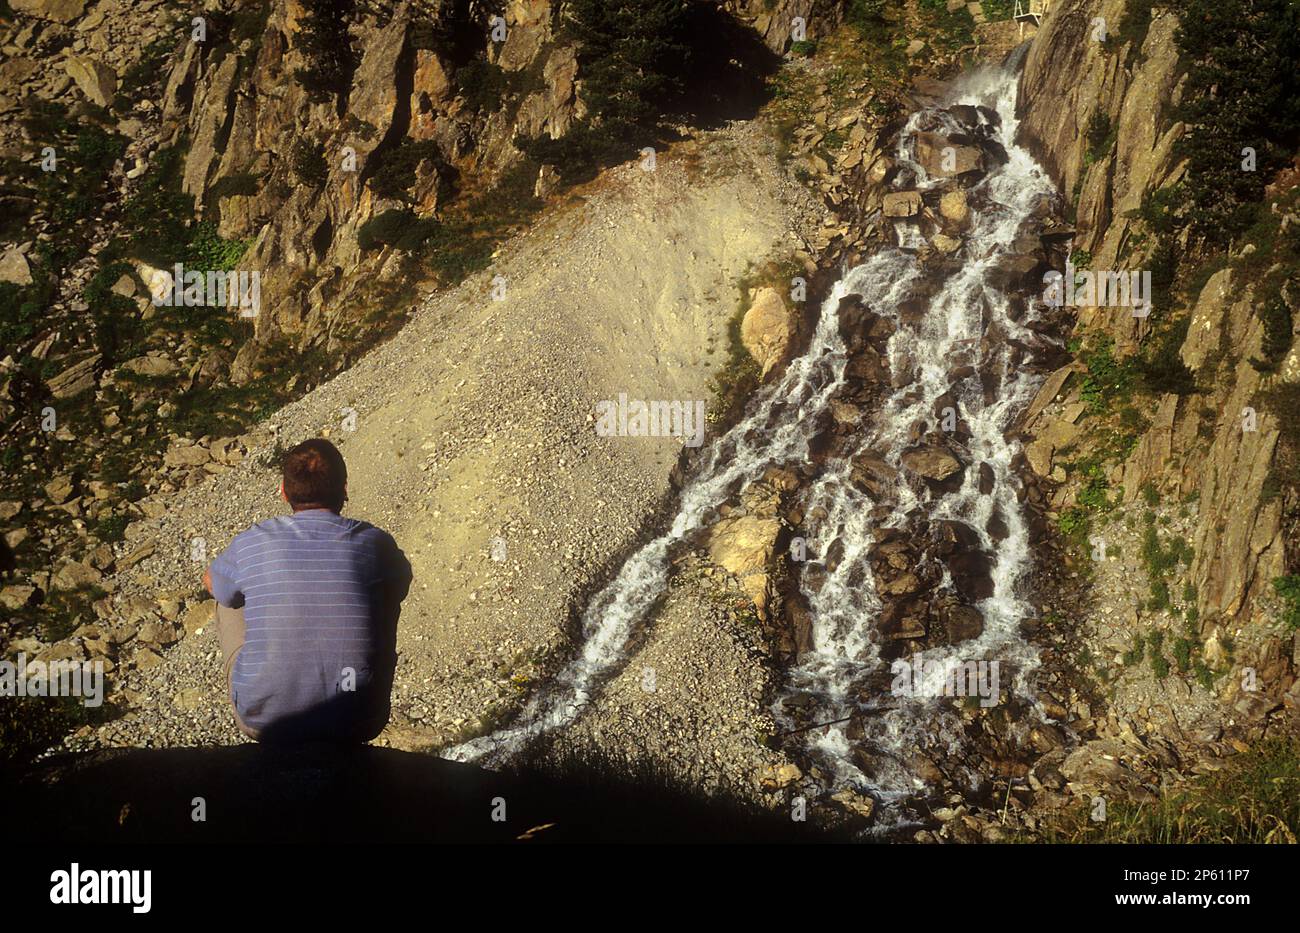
[203, 438, 411, 743]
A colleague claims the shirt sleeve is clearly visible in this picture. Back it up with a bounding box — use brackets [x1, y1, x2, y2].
[373, 530, 412, 602]
[208, 536, 245, 609]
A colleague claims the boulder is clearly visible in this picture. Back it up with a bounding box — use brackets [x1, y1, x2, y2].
[0, 249, 33, 286]
[901, 446, 961, 481]
[938, 189, 969, 227]
[64, 54, 117, 107]
[740, 286, 796, 378]
[914, 131, 983, 177]
[0, 585, 36, 610]
[47, 353, 101, 399]
[43, 474, 76, 504]
[51, 559, 102, 592]
[883, 191, 923, 217]
[706, 512, 780, 616]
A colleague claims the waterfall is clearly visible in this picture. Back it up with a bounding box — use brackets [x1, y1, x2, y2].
[446, 60, 1060, 821]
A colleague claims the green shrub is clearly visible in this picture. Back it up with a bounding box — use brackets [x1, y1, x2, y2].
[291, 139, 329, 186]
[368, 139, 454, 202]
[292, 0, 357, 103]
[356, 209, 439, 252]
[1272, 575, 1300, 631]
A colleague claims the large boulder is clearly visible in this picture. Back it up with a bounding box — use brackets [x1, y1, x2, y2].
[63, 55, 117, 107]
[706, 512, 780, 617]
[914, 131, 983, 178]
[46, 353, 101, 399]
[901, 446, 962, 481]
[0, 249, 33, 286]
[740, 286, 796, 378]
[883, 191, 922, 217]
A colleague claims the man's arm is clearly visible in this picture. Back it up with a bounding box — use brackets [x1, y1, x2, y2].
[203, 566, 213, 594]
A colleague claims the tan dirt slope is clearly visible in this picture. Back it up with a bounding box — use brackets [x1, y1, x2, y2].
[69, 123, 822, 766]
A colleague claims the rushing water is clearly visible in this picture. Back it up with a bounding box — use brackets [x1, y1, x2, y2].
[446, 61, 1059, 812]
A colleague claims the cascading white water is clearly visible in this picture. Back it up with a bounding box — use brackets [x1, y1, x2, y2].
[773, 64, 1058, 814]
[446, 61, 1059, 808]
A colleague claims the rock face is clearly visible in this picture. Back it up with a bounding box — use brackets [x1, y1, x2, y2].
[1017, 0, 1298, 798]
[740, 286, 797, 378]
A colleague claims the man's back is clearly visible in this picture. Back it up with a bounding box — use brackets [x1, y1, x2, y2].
[208, 510, 411, 741]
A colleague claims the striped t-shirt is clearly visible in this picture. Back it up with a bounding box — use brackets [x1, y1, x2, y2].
[207, 510, 411, 740]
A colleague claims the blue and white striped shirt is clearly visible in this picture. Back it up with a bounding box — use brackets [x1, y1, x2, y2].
[208, 510, 411, 739]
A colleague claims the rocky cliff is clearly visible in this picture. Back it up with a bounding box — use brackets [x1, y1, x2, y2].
[1015, 0, 1300, 802]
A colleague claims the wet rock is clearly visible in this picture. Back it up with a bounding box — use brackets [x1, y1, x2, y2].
[914, 131, 984, 177]
[901, 445, 961, 481]
[944, 604, 985, 643]
[883, 191, 923, 217]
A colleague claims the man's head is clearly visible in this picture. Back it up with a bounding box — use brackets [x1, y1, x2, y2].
[280, 438, 348, 513]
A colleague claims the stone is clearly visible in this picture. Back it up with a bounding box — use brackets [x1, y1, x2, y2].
[901, 446, 961, 481]
[44, 474, 76, 504]
[740, 287, 796, 379]
[0, 249, 33, 286]
[136, 621, 180, 646]
[181, 599, 214, 636]
[706, 511, 780, 616]
[47, 353, 101, 399]
[914, 132, 983, 177]
[11, 0, 86, 23]
[534, 164, 561, 199]
[883, 191, 923, 217]
[1025, 437, 1054, 477]
[163, 443, 210, 468]
[51, 559, 102, 591]
[946, 605, 985, 642]
[831, 787, 875, 819]
[121, 353, 178, 377]
[939, 189, 969, 227]
[0, 585, 36, 610]
[133, 648, 164, 670]
[64, 54, 117, 107]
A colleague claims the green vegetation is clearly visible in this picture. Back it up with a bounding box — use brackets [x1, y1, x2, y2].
[368, 139, 454, 203]
[1077, 339, 1134, 415]
[291, 139, 330, 187]
[292, 0, 357, 103]
[519, 0, 691, 185]
[1084, 111, 1115, 166]
[1032, 737, 1300, 843]
[1271, 575, 1300, 632]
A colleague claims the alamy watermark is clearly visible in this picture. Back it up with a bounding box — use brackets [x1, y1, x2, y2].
[1043, 261, 1151, 316]
[594, 394, 706, 447]
[151, 262, 261, 318]
[0, 654, 104, 707]
[890, 654, 1000, 707]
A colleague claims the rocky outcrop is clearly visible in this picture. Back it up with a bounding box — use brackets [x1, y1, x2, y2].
[1016, 0, 1300, 816]
[741, 286, 797, 378]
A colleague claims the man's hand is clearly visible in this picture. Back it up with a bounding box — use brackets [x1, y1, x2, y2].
[203, 565, 213, 594]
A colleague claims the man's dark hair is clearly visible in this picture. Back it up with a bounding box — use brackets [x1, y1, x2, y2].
[282, 438, 348, 511]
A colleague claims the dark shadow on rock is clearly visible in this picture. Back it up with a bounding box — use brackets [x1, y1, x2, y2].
[3, 744, 847, 843]
[668, 2, 783, 128]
